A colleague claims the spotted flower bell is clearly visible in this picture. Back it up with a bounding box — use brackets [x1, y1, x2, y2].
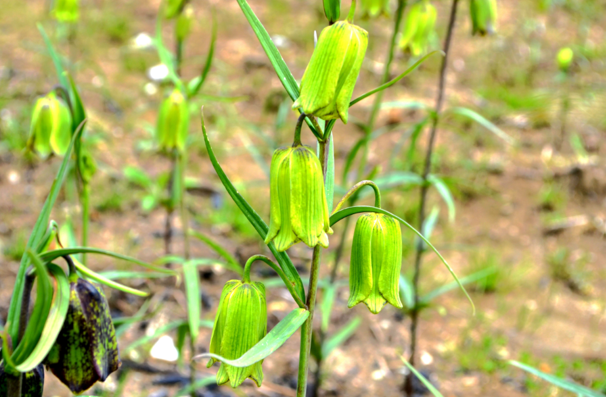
[399, 0, 437, 57]
[156, 88, 189, 152]
[292, 20, 368, 124]
[208, 280, 267, 388]
[470, 0, 497, 36]
[265, 145, 333, 252]
[348, 213, 403, 314]
[45, 274, 120, 394]
[29, 92, 72, 158]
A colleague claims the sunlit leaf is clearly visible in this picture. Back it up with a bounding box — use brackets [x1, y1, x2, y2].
[448, 106, 514, 144]
[427, 175, 455, 222]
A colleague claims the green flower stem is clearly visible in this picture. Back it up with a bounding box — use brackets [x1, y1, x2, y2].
[405, 0, 460, 395]
[178, 152, 190, 261]
[81, 181, 90, 266]
[293, 113, 307, 146]
[331, 180, 381, 214]
[243, 255, 306, 309]
[296, 137, 328, 397]
[346, 0, 357, 23]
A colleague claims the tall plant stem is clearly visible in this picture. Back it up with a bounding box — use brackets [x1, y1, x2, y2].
[404, 0, 459, 395]
[81, 181, 90, 265]
[297, 138, 328, 397]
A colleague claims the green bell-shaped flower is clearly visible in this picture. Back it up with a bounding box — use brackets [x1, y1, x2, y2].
[264, 145, 333, 252]
[292, 20, 368, 124]
[0, 364, 44, 397]
[470, 0, 497, 36]
[207, 280, 267, 388]
[399, 0, 437, 57]
[156, 88, 189, 152]
[360, 0, 390, 18]
[164, 0, 187, 19]
[348, 213, 403, 314]
[52, 0, 79, 22]
[45, 276, 120, 394]
[557, 47, 574, 72]
[29, 93, 72, 158]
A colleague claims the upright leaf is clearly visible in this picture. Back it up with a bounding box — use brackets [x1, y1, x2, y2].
[183, 260, 201, 340]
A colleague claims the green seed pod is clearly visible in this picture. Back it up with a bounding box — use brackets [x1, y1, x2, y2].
[207, 280, 267, 388]
[470, 0, 497, 36]
[0, 364, 44, 397]
[175, 5, 194, 41]
[292, 20, 368, 124]
[323, 0, 341, 24]
[348, 213, 403, 314]
[52, 0, 79, 23]
[264, 145, 333, 252]
[45, 277, 120, 394]
[399, 1, 437, 57]
[164, 0, 187, 19]
[156, 88, 189, 152]
[29, 93, 72, 158]
[557, 47, 574, 72]
[360, 0, 390, 18]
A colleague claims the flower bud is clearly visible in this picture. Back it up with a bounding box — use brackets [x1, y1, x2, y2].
[156, 88, 189, 152]
[45, 277, 120, 394]
[399, 1, 437, 57]
[265, 145, 333, 252]
[164, 0, 187, 19]
[292, 21, 368, 124]
[557, 47, 573, 72]
[208, 280, 267, 388]
[470, 0, 497, 36]
[52, 0, 79, 23]
[348, 213, 403, 314]
[175, 5, 194, 42]
[0, 364, 44, 397]
[360, 0, 390, 18]
[29, 93, 72, 158]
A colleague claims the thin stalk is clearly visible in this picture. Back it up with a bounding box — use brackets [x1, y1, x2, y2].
[296, 138, 328, 397]
[179, 152, 190, 261]
[176, 38, 184, 77]
[404, 0, 459, 395]
[81, 182, 90, 265]
[164, 154, 177, 261]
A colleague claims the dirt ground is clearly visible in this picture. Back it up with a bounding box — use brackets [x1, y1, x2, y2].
[1, 0, 605, 396]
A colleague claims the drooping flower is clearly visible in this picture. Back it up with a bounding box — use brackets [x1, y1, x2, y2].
[470, 0, 498, 36]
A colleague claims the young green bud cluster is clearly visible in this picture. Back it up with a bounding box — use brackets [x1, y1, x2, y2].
[292, 21, 368, 124]
[45, 277, 120, 394]
[399, 1, 437, 57]
[29, 92, 72, 158]
[360, 0, 390, 18]
[470, 0, 497, 36]
[156, 88, 189, 152]
[208, 280, 267, 388]
[52, 0, 79, 23]
[265, 145, 333, 252]
[348, 213, 403, 314]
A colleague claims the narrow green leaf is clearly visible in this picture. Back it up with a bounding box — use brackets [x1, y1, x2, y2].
[330, 206, 474, 314]
[37, 24, 69, 89]
[421, 266, 497, 304]
[189, 230, 243, 275]
[509, 360, 605, 397]
[320, 284, 336, 333]
[70, 256, 149, 297]
[5, 122, 85, 342]
[98, 270, 172, 280]
[123, 166, 153, 189]
[342, 137, 368, 185]
[154, 6, 183, 90]
[200, 110, 305, 302]
[235, 0, 322, 139]
[323, 317, 361, 358]
[404, 118, 428, 168]
[196, 309, 309, 368]
[419, 206, 440, 248]
[401, 357, 444, 397]
[188, 12, 217, 97]
[427, 175, 455, 222]
[176, 376, 217, 396]
[448, 106, 514, 144]
[381, 100, 430, 111]
[8, 250, 54, 367]
[66, 72, 86, 132]
[123, 320, 186, 354]
[183, 260, 200, 339]
[15, 263, 70, 372]
[350, 51, 444, 107]
[39, 247, 177, 275]
[399, 275, 415, 310]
